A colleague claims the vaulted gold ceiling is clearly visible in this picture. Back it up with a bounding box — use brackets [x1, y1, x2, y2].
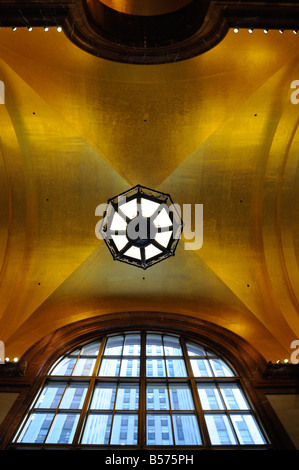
[0, 27, 298, 363]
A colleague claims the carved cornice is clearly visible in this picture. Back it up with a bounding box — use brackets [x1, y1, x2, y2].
[0, 1, 299, 63]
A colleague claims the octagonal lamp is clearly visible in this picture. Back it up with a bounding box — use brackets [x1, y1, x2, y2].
[99, 185, 183, 269]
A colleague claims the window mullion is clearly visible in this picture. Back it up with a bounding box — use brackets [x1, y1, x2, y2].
[180, 336, 211, 447]
[138, 331, 146, 447]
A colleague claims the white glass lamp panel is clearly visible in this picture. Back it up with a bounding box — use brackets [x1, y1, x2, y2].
[154, 208, 172, 228]
[141, 198, 160, 217]
[111, 235, 128, 251]
[110, 211, 127, 231]
[119, 199, 138, 219]
[145, 244, 161, 260]
[124, 246, 141, 260]
[155, 231, 172, 248]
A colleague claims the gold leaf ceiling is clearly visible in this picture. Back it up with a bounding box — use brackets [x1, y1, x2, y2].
[0, 27, 298, 362]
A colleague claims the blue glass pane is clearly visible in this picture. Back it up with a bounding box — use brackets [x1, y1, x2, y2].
[169, 385, 194, 410]
[59, 383, 88, 409]
[81, 341, 101, 356]
[104, 336, 123, 356]
[173, 415, 201, 445]
[81, 414, 112, 444]
[163, 336, 182, 356]
[110, 414, 138, 445]
[205, 414, 237, 445]
[146, 385, 169, 410]
[146, 359, 166, 377]
[231, 415, 266, 444]
[50, 357, 76, 376]
[146, 414, 173, 445]
[166, 359, 187, 377]
[72, 358, 96, 376]
[91, 384, 116, 410]
[98, 358, 121, 376]
[36, 384, 66, 409]
[17, 412, 55, 443]
[45, 413, 79, 444]
[115, 385, 139, 410]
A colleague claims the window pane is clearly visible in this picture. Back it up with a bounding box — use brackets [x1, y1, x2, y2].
[81, 341, 101, 356]
[163, 336, 182, 356]
[104, 336, 123, 356]
[190, 359, 213, 377]
[123, 334, 141, 356]
[110, 414, 138, 444]
[115, 385, 139, 410]
[120, 359, 140, 377]
[169, 385, 194, 410]
[197, 384, 225, 410]
[146, 334, 163, 356]
[173, 415, 201, 445]
[146, 385, 169, 410]
[17, 412, 54, 443]
[146, 414, 173, 445]
[186, 342, 205, 356]
[91, 384, 116, 410]
[50, 357, 76, 376]
[81, 414, 112, 444]
[36, 384, 66, 409]
[205, 414, 237, 445]
[146, 359, 166, 377]
[231, 415, 266, 445]
[210, 359, 234, 377]
[45, 413, 79, 444]
[72, 358, 96, 376]
[219, 384, 249, 410]
[98, 358, 121, 376]
[166, 359, 187, 377]
[59, 383, 88, 409]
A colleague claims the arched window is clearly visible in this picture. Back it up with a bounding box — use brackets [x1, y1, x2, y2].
[11, 331, 269, 448]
